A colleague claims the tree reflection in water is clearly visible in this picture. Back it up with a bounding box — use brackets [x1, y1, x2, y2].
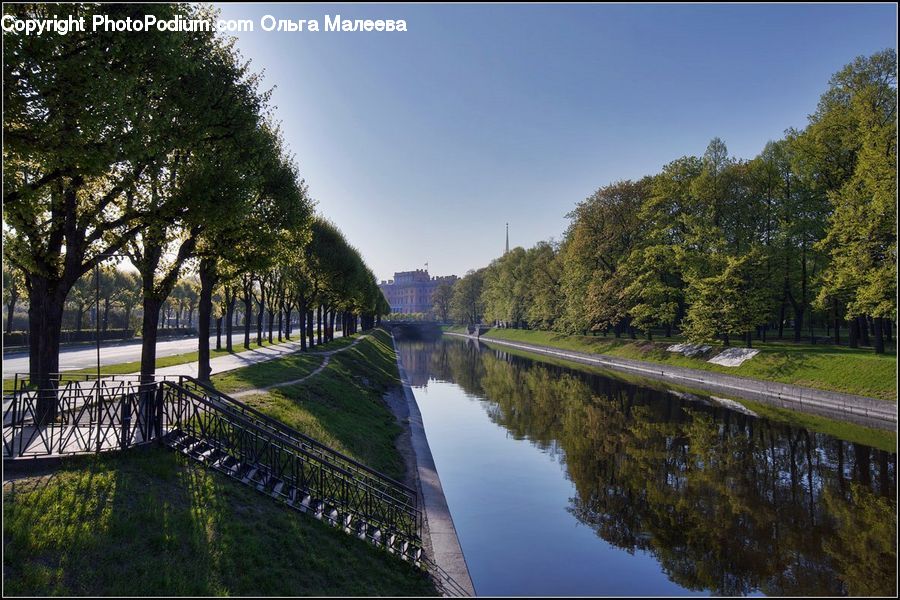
[398, 337, 896, 596]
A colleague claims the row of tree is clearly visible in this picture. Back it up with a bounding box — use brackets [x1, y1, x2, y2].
[441, 50, 896, 353]
[3, 3, 388, 408]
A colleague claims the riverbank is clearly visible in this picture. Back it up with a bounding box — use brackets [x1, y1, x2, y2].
[445, 327, 896, 401]
[390, 335, 477, 597]
[2, 329, 439, 596]
[2, 446, 435, 596]
[445, 330, 897, 432]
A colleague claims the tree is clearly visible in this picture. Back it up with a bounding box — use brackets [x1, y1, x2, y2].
[812, 50, 897, 354]
[3, 3, 206, 402]
[560, 179, 648, 335]
[432, 282, 455, 323]
[682, 249, 771, 346]
[3, 261, 24, 334]
[451, 269, 485, 325]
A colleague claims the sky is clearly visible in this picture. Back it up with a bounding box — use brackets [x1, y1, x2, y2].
[215, 3, 897, 282]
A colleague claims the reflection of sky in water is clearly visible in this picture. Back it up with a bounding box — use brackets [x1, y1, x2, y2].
[399, 338, 897, 596]
[417, 379, 701, 596]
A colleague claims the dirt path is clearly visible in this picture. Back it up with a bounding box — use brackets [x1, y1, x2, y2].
[230, 334, 369, 399]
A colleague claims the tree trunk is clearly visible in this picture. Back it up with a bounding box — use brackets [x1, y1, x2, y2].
[140, 296, 163, 383]
[5, 286, 18, 334]
[873, 317, 885, 355]
[74, 304, 85, 333]
[197, 257, 216, 382]
[848, 317, 859, 349]
[793, 304, 804, 343]
[243, 292, 252, 350]
[256, 288, 265, 347]
[745, 331, 752, 348]
[307, 309, 314, 348]
[317, 305, 323, 345]
[298, 301, 307, 350]
[27, 276, 66, 424]
[277, 308, 283, 342]
[225, 289, 236, 352]
[216, 317, 222, 351]
[858, 316, 870, 346]
[267, 306, 275, 344]
[329, 310, 336, 341]
[778, 298, 786, 339]
[285, 305, 293, 340]
[102, 298, 111, 332]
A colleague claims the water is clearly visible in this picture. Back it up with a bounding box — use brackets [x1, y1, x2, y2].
[395, 335, 897, 596]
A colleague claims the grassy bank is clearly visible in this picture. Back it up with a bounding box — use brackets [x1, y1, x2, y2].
[459, 332, 897, 452]
[210, 329, 405, 479]
[3, 447, 435, 596]
[449, 327, 897, 401]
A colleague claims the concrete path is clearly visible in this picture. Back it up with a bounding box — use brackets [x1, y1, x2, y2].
[230, 335, 368, 399]
[2, 333, 251, 377]
[448, 332, 897, 431]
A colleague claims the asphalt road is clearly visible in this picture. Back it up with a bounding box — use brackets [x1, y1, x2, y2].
[2, 333, 308, 378]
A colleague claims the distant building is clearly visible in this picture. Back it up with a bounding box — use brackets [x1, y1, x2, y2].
[379, 269, 458, 314]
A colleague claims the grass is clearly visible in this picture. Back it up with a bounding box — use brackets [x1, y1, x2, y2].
[456, 327, 897, 401]
[212, 329, 406, 480]
[467, 333, 897, 452]
[2, 447, 436, 596]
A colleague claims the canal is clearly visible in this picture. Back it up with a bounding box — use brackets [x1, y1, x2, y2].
[395, 334, 896, 596]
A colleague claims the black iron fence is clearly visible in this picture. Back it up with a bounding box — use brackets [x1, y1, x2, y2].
[3, 372, 424, 565]
[176, 376, 419, 514]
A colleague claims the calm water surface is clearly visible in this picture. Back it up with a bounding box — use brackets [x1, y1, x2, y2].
[396, 335, 896, 596]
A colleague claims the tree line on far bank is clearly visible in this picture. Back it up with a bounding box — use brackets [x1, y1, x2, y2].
[3, 3, 388, 403]
[437, 50, 896, 354]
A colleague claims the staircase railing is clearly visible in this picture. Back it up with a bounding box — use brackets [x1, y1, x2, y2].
[158, 380, 422, 560]
[1, 373, 473, 594]
[176, 375, 418, 514]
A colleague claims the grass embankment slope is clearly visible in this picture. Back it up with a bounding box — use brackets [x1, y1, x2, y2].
[3, 448, 435, 596]
[3, 328, 436, 596]
[211, 329, 406, 479]
[479, 338, 897, 452]
[448, 326, 896, 401]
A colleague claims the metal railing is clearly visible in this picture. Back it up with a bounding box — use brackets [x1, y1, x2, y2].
[159, 380, 422, 558]
[176, 375, 419, 515]
[3, 374, 168, 458]
[1, 372, 473, 595]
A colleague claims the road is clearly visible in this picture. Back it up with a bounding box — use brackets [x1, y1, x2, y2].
[2, 333, 318, 378]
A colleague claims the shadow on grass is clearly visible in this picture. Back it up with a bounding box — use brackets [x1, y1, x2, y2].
[2, 447, 435, 596]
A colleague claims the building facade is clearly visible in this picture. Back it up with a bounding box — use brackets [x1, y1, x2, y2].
[379, 269, 458, 314]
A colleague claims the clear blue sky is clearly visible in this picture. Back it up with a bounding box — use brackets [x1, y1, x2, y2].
[216, 3, 896, 282]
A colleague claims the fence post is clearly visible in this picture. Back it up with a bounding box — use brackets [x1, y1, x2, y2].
[120, 390, 132, 450]
[155, 384, 164, 441]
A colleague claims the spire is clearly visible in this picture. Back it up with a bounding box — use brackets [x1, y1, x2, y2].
[505, 223, 509, 255]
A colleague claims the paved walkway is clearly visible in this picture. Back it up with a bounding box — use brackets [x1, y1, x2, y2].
[230, 335, 368, 399]
[146, 334, 347, 379]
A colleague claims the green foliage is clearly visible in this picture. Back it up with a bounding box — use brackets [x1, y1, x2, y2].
[446, 50, 896, 356]
[450, 269, 485, 325]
